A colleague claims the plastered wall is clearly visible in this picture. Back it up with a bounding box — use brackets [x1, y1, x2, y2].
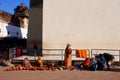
[43, 0, 120, 49]
[28, 0, 120, 49]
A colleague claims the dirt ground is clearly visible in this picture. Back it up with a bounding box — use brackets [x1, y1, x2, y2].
[0, 67, 120, 80]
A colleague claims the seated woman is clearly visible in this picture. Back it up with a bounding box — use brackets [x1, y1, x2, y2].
[89, 58, 98, 71]
[95, 54, 107, 70]
[0, 59, 14, 67]
[23, 57, 32, 69]
[36, 56, 44, 70]
[103, 53, 114, 70]
[82, 57, 91, 70]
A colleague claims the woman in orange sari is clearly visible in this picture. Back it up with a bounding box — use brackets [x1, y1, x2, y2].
[64, 43, 72, 69]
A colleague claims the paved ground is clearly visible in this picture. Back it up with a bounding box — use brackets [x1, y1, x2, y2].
[0, 67, 120, 80]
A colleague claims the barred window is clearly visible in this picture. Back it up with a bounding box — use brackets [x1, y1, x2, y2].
[16, 32, 18, 36]
[8, 31, 9, 35]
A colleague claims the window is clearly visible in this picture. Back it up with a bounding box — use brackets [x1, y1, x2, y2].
[16, 32, 18, 36]
[8, 31, 9, 35]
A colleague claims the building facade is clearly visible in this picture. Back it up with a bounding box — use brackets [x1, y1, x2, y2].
[0, 3, 29, 59]
[10, 3, 29, 29]
[0, 21, 27, 39]
[0, 3, 29, 49]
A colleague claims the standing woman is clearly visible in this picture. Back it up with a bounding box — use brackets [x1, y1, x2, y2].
[64, 43, 72, 69]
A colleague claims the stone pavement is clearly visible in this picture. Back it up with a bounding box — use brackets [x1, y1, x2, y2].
[0, 68, 120, 80]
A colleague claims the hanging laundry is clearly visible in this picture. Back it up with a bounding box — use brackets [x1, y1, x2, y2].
[81, 50, 87, 58]
[16, 48, 21, 57]
[76, 49, 87, 58]
[76, 49, 81, 57]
